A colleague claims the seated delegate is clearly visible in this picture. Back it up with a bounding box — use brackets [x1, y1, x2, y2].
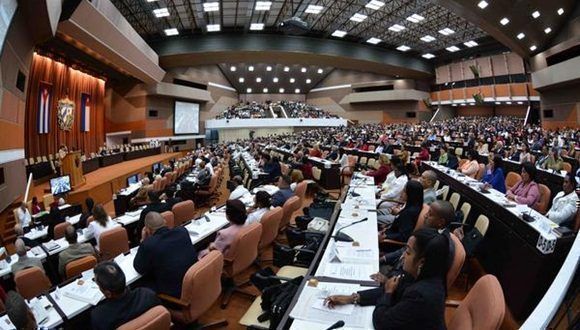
[198, 200, 247, 260]
[546, 173, 578, 226]
[482, 155, 506, 193]
[325, 228, 449, 329]
[506, 162, 540, 207]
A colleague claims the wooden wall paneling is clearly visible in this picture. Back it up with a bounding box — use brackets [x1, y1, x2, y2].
[507, 53, 525, 74]
[495, 84, 510, 97]
[510, 83, 527, 97]
[480, 86, 494, 99]
[452, 88, 465, 100]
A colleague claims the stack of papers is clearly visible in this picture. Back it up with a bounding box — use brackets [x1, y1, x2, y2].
[61, 279, 103, 306]
[43, 241, 61, 252]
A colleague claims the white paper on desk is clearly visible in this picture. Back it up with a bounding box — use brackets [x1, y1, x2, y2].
[31, 246, 44, 257]
[312, 298, 355, 315]
[29, 299, 49, 324]
[290, 283, 371, 328]
[0, 316, 15, 330]
[62, 280, 103, 306]
[335, 247, 375, 264]
[320, 263, 375, 281]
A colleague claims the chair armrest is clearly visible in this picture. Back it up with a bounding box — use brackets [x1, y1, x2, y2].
[445, 299, 461, 308]
[379, 239, 406, 247]
[158, 293, 189, 308]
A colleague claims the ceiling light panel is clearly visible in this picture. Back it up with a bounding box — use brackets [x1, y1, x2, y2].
[517, 33, 525, 39]
[532, 11, 540, 19]
[446, 45, 460, 52]
[477, 1, 488, 9]
[305, 5, 324, 14]
[350, 13, 368, 22]
[544, 27, 552, 34]
[332, 30, 347, 38]
[164, 28, 179, 36]
[206, 24, 220, 32]
[500, 17, 509, 25]
[422, 53, 435, 59]
[388, 24, 406, 32]
[203, 2, 219, 12]
[366, 37, 382, 44]
[365, 0, 385, 10]
[255, 1, 272, 11]
[250, 23, 264, 30]
[153, 8, 169, 17]
[406, 14, 424, 23]
[421, 35, 436, 42]
[464, 40, 478, 47]
[557, 8, 564, 15]
[396, 45, 411, 51]
[438, 28, 455, 35]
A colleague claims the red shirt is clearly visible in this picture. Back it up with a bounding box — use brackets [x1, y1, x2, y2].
[367, 164, 391, 185]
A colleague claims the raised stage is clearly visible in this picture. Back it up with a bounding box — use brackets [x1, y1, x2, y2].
[31, 152, 182, 211]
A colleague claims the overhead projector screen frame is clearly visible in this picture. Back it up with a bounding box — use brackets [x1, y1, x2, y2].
[173, 100, 200, 135]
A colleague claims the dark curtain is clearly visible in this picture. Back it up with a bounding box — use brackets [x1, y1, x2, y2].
[24, 53, 105, 158]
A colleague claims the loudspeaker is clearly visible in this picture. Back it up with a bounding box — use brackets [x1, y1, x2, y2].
[16, 70, 26, 92]
[543, 109, 554, 118]
[148, 110, 158, 117]
[406, 112, 417, 118]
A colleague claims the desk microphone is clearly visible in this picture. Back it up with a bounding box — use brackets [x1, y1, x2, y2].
[333, 218, 368, 242]
[325, 320, 345, 330]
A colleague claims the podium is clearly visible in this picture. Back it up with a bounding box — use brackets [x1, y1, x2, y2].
[61, 151, 86, 188]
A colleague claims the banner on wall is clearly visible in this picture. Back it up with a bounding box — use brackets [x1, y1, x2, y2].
[80, 93, 90, 132]
[37, 81, 52, 134]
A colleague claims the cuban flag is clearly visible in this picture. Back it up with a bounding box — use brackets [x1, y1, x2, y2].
[37, 82, 51, 134]
[80, 93, 90, 132]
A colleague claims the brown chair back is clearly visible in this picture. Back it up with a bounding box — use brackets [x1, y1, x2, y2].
[448, 275, 505, 330]
[447, 233, 466, 288]
[117, 305, 171, 330]
[533, 184, 551, 214]
[170, 251, 224, 324]
[99, 227, 130, 260]
[223, 223, 262, 277]
[258, 207, 283, 249]
[414, 204, 430, 231]
[280, 196, 301, 230]
[65, 255, 97, 279]
[53, 222, 70, 240]
[172, 200, 195, 227]
[294, 181, 307, 203]
[161, 211, 175, 229]
[14, 267, 51, 299]
[505, 172, 521, 191]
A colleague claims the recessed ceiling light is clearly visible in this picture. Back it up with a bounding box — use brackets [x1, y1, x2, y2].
[446, 45, 460, 52]
[283, 66, 290, 72]
[250, 23, 264, 31]
[460, 103, 466, 106]
[306, 79, 311, 84]
[206, 24, 220, 32]
[279, 88, 285, 93]
[500, 17, 510, 25]
[544, 27, 552, 34]
[438, 28, 455, 35]
[470, 103, 475, 106]
[422, 53, 435, 59]
[255, 1, 272, 11]
[263, 88, 268, 93]
[388, 24, 405, 32]
[365, 0, 385, 10]
[266, 66, 272, 71]
[396, 45, 411, 52]
[332, 30, 347, 38]
[506, 101, 512, 105]
[164, 28, 179, 36]
[248, 66, 254, 71]
[532, 11, 540, 19]
[367, 37, 382, 44]
[517, 101, 523, 105]
[146, 0, 159, 2]
[557, 8, 564, 15]
[301, 67, 307, 73]
[246, 88, 252, 93]
[256, 77, 262, 82]
[406, 14, 424, 23]
[290, 78, 295, 83]
[230, 66, 236, 71]
[517, 33, 525, 39]
[305, 4, 323, 14]
[295, 89, 300, 94]
[530, 45, 537, 51]
[495, 102, 501, 105]
[464, 40, 478, 48]
[238, 77, 244, 83]
[317, 69, 323, 74]
[153, 8, 170, 17]
[203, 2, 219, 12]
[273, 77, 279, 83]
[477, 1, 488, 9]
[350, 13, 368, 22]
[420, 35, 436, 42]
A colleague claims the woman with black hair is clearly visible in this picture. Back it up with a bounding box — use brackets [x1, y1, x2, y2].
[380, 180, 424, 242]
[482, 155, 506, 193]
[325, 228, 449, 329]
[246, 191, 272, 225]
[198, 199, 247, 259]
[459, 149, 479, 178]
[506, 161, 540, 206]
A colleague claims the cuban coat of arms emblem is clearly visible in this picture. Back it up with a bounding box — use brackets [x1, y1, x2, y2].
[57, 97, 75, 131]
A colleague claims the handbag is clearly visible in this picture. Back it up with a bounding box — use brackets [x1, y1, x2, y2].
[462, 228, 484, 257]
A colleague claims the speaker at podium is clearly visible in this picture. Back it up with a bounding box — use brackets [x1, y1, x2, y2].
[60, 151, 86, 189]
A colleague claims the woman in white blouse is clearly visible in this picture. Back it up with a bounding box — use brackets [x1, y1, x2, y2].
[85, 204, 118, 250]
[246, 191, 272, 225]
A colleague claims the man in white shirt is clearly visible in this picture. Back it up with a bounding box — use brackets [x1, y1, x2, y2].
[377, 159, 408, 210]
[16, 203, 31, 229]
[546, 173, 578, 226]
[229, 176, 250, 200]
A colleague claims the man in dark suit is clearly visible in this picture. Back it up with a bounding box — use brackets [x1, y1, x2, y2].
[13, 224, 39, 248]
[92, 261, 160, 330]
[161, 187, 182, 210]
[138, 191, 170, 224]
[133, 212, 198, 298]
[271, 175, 295, 207]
